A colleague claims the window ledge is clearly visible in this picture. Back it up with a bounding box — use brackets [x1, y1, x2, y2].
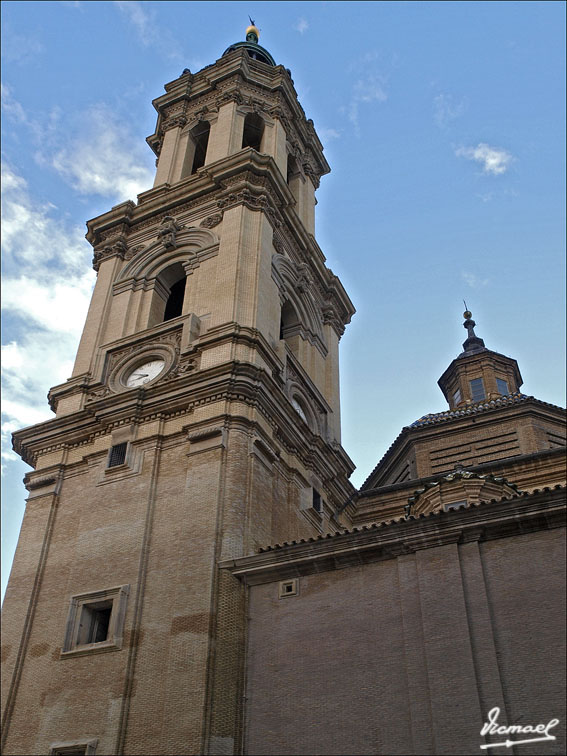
[60, 640, 122, 659]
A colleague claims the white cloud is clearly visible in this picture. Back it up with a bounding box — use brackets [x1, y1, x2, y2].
[1, 165, 88, 271]
[295, 18, 309, 34]
[318, 127, 341, 142]
[45, 104, 154, 201]
[346, 75, 388, 134]
[341, 52, 389, 136]
[114, 0, 184, 62]
[1, 166, 95, 473]
[455, 143, 514, 175]
[1, 83, 28, 123]
[462, 271, 490, 289]
[1, 29, 44, 64]
[2, 276, 94, 336]
[3, 90, 152, 202]
[434, 93, 466, 128]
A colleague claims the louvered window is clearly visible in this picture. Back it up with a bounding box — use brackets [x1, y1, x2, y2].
[469, 378, 486, 402]
[108, 443, 127, 468]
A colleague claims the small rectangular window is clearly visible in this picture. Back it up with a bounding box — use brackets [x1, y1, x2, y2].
[312, 489, 322, 513]
[469, 378, 486, 402]
[279, 579, 299, 598]
[108, 442, 127, 468]
[77, 601, 113, 646]
[62, 585, 129, 657]
[49, 740, 98, 755]
[453, 388, 462, 405]
[496, 378, 509, 396]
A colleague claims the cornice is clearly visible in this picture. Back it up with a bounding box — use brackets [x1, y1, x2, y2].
[13, 353, 355, 487]
[220, 486, 566, 584]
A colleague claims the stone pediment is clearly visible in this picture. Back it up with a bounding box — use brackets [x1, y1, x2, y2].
[406, 467, 520, 517]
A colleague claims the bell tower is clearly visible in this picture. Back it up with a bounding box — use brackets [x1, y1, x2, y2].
[2, 26, 355, 756]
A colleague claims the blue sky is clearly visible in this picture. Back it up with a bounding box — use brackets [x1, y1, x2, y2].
[1, 0, 565, 598]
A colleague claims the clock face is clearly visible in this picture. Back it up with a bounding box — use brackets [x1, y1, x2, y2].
[125, 359, 165, 387]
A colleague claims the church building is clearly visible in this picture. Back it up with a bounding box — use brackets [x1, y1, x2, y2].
[2, 25, 565, 756]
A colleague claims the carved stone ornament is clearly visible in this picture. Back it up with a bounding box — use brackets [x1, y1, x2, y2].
[200, 213, 223, 229]
[163, 114, 188, 131]
[273, 238, 285, 255]
[321, 300, 344, 335]
[295, 263, 312, 294]
[85, 386, 112, 404]
[92, 239, 127, 271]
[158, 216, 183, 249]
[162, 356, 199, 382]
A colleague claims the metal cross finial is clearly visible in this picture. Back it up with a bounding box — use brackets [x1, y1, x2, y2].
[249, 15, 256, 26]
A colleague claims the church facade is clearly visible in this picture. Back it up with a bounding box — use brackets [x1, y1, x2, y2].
[2, 26, 565, 756]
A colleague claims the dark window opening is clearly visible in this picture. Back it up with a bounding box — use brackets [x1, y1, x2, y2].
[287, 154, 300, 185]
[469, 377, 486, 402]
[108, 442, 127, 468]
[280, 300, 299, 339]
[242, 113, 264, 151]
[190, 121, 210, 174]
[78, 601, 112, 645]
[312, 489, 322, 513]
[51, 748, 89, 756]
[246, 49, 272, 65]
[496, 378, 510, 396]
[453, 388, 462, 405]
[163, 277, 186, 321]
[284, 583, 294, 593]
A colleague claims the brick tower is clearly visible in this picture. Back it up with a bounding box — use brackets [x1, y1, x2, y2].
[2, 25, 355, 756]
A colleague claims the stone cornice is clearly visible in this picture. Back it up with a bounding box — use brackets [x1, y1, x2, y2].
[220, 486, 566, 584]
[13, 350, 355, 488]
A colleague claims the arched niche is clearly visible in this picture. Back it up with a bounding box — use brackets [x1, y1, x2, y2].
[272, 253, 325, 354]
[114, 226, 219, 330]
[117, 227, 219, 283]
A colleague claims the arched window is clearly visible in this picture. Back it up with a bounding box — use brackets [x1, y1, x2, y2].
[163, 276, 186, 321]
[280, 299, 300, 358]
[242, 112, 264, 152]
[183, 121, 210, 177]
[291, 396, 308, 424]
[149, 262, 186, 326]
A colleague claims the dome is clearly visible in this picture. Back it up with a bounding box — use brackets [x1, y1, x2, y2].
[222, 25, 276, 66]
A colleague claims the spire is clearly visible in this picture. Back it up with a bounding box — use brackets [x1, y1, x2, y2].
[461, 307, 485, 355]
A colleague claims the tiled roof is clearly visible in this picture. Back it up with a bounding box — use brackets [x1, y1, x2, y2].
[360, 393, 565, 490]
[256, 485, 565, 553]
[409, 392, 529, 427]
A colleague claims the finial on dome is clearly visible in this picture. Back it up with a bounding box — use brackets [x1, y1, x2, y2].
[246, 17, 260, 44]
[461, 304, 485, 353]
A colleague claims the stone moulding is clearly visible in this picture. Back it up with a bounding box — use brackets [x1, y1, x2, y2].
[220, 487, 566, 585]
